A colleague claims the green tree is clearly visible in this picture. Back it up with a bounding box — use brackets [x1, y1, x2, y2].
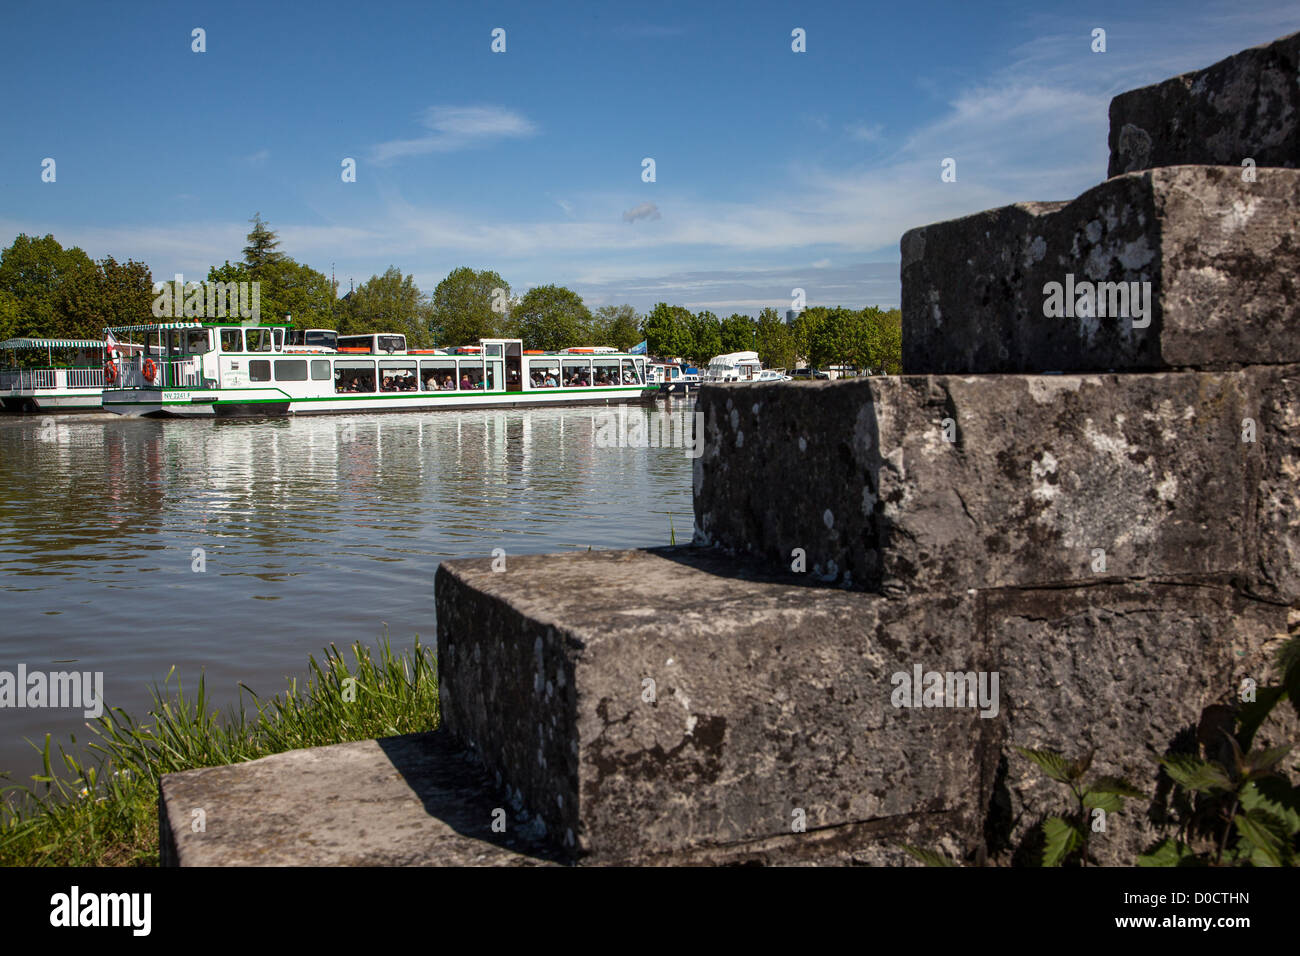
[687, 310, 722, 364]
[0, 234, 97, 337]
[242, 213, 286, 272]
[719, 312, 756, 354]
[94, 257, 156, 330]
[349, 267, 429, 346]
[754, 307, 795, 370]
[515, 284, 591, 351]
[430, 267, 513, 347]
[591, 304, 641, 351]
[641, 302, 692, 359]
[0, 289, 21, 342]
[789, 306, 825, 368]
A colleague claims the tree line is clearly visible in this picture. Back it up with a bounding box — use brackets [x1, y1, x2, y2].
[0, 215, 901, 372]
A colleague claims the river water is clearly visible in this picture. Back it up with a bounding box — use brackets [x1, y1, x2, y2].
[0, 402, 695, 787]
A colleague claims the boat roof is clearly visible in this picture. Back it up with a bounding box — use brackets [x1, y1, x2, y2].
[104, 321, 291, 333]
[708, 351, 761, 364]
[1, 337, 104, 350]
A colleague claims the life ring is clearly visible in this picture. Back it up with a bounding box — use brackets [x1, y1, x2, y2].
[142, 358, 157, 383]
[104, 361, 117, 385]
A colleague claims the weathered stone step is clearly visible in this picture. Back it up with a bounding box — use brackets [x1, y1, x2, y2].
[159, 732, 561, 866]
[693, 368, 1299, 601]
[1109, 30, 1299, 176]
[435, 547, 1291, 866]
[901, 166, 1299, 374]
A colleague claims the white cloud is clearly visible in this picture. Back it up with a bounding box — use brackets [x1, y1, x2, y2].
[371, 106, 537, 164]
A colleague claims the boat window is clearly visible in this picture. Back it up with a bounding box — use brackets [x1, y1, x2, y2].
[306, 330, 337, 350]
[249, 359, 272, 383]
[377, 334, 405, 354]
[379, 360, 418, 392]
[485, 344, 503, 357]
[593, 359, 621, 386]
[310, 360, 331, 381]
[562, 359, 590, 387]
[273, 329, 284, 351]
[459, 362, 485, 390]
[528, 358, 560, 388]
[334, 360, 376, 393]
[183, 329, 210, 355]
[246, 328, 273, 352]
[420, 360, 458, 391]
[220, 329, 243, 352]
[487, 360, 502, 390]
[623, 359, 643, 385]
[274, 359, 308, 381]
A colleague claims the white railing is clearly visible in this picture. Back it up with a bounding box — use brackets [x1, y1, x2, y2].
[111, 358, 203, 389]
[0, 367, 107, 391]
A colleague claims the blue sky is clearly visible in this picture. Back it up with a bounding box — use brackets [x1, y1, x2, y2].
[1, 0, 1296, 315]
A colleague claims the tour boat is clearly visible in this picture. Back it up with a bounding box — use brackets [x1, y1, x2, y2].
[99, 322, 654, 417]
[648, 362, 701, 395]
[0, 337, 109, 412]
[702, 351, 790, 383]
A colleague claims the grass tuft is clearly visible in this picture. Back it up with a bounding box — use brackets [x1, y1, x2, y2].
[0, 631, 439, 866]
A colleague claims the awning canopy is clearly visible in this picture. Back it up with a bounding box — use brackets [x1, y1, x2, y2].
[0, 337, 105, 350]
[104, 322, 205, 333]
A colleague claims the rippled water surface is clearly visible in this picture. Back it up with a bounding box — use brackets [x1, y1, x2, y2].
[0, 403, 694, 783]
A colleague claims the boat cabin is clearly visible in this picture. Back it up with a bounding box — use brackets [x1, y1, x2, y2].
[0, 337, 108, 411]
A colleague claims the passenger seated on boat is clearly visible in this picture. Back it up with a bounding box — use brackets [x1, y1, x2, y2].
[460, 374, 471, 389]
[545, 373, 557, 387]
[443, 375, 455, 390]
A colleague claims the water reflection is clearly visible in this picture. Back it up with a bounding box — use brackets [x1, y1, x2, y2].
[0, 402, 694, 782]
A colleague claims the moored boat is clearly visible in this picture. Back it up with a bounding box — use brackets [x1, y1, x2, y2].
[100, 321, 654, 417]
[0, 337, 109, 412]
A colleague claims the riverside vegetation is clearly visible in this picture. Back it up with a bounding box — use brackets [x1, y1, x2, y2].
[0, 216, 902, 375]
[0, 633, 439, 866]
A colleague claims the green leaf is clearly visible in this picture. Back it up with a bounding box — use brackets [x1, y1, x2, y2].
[1015, 747, 1073, 784]
[1087, 776, 1145, 798]
[1042, 816, 1084, 867]
[1239, 779, 1300, 837]
[1233, 808, 1290, 867]
[900, 844, 958, 867]
[1137, 837, 1200, 867]
[1245, 744, 1293, 778]
[1160, 754, 1234, 794]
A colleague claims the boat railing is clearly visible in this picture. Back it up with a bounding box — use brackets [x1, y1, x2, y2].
[112, 357, 203, 389]
[0, 367, 104, 391]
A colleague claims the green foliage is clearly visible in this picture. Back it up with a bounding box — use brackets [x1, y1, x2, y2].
[0, 633, 439, 866]
[754, 307, 795, 370]
[1010, 745, 1143, 867]
[719, 313, 756, 354]
[430, 266, 514, 347]
[516, 284, 592, 351]
[0, 234, 152, 339]
[209, 257, 337, 330]
[687, 310, 722, 364]
[591, 304, 642, 351]
[901, 844, 958, 867]
[347, 266, 430, 346]
[242, 212, 286, 271]
[641, 302, 692, 359]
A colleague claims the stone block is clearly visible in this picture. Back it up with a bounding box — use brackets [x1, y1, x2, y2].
[901, 166, 1300, 373]
[436, 548, 991, 863]
[159, 732, 560, 866]
[693, 372, 1248, 595]
[1108, 31, 1300, 176]
[985, 583, 1294, 865]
